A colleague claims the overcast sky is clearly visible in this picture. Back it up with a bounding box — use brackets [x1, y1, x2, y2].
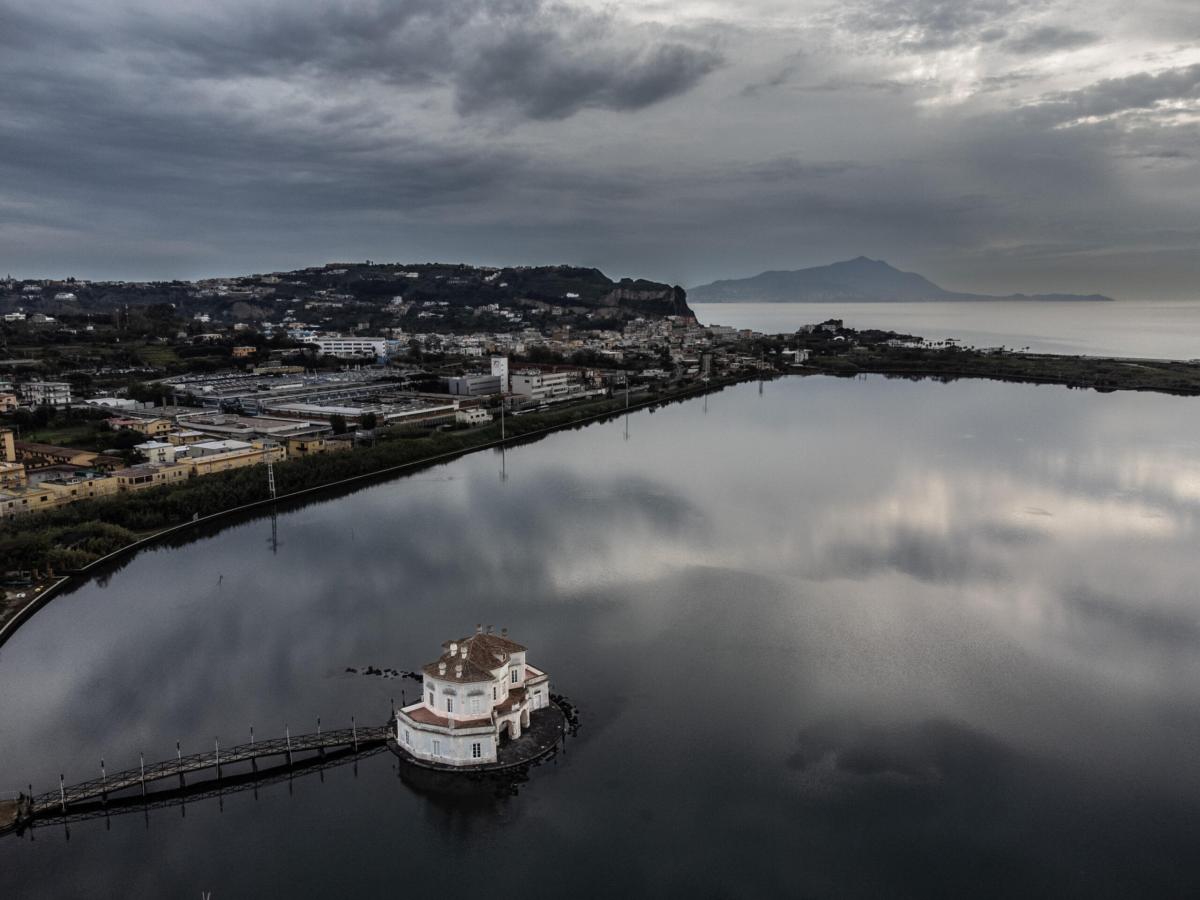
[2, 0, 1198, 298]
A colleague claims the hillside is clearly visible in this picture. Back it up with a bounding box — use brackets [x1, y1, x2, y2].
[0, 262, 694, 333]
[689, 257, 1114, 303]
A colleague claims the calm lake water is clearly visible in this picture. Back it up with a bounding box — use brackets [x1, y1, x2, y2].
[4, 375, 1200, 897]
[693, 299, 1200, 359]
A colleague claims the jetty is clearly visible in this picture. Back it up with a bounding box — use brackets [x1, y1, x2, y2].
[3, 722, 391, 835]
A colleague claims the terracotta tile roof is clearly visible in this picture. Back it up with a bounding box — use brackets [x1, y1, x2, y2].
[423, 630, 527, 682]
[402, 706, 492, 729]
[421, 657, 494, 683]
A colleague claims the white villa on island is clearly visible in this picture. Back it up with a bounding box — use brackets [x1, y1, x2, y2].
[395, 627, 552, 766]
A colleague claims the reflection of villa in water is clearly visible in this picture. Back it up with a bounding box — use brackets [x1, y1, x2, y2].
[395, 627, 552, 767]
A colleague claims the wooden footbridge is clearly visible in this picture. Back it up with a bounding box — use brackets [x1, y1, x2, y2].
[3, 721, 393, 834]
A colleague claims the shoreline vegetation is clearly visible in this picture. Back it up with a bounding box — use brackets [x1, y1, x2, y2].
[5, 334, 1200, 643]
[800, 344, 1200, 395]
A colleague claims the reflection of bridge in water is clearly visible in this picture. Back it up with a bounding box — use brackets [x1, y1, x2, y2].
[3, 723, 392, 836]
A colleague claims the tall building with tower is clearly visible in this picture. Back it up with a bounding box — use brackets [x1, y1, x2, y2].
[491, 356, 509, 392]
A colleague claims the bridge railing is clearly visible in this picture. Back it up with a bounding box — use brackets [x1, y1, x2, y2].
[29, 723, 393, 815]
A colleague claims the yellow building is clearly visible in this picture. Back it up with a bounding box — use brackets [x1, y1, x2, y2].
[284, 434, 351, 460]
[187, 441, 285, 476]
[0, 393, 17, 413]
[1, 427, 15, 463]
[0, 461, 26, 489]
[15, 441, 99, 469]
[0, 485, 57, 520]
[128, 417, 174, 437]
[38, 471, 120, 504]
[0, 472, 118, 519]
[166, 430, 207, 446]
[232, 345, 256, 358]
[114, 461, 193, 491]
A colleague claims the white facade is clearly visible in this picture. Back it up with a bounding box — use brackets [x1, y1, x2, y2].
[395, 628, 552, 767]
[447, 374, 501, 396]
[312, 337, 388, 358]
[510, 371, 575, 403]
[490, 356, 509, 391]
[20, 382, 72, 407]
[455, 408, 493, 426]
[188, 439, 254, 457]
[135, 440, 182, 464]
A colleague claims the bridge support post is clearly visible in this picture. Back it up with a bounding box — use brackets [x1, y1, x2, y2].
[59, 774, 66, 814]
[100, 759, 107, 804]
[140, 753, 146, 799]
[286, 724, 292, 766]
[352, 716, 358, 752]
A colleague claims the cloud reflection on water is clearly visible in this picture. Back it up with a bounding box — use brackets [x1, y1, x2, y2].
[4, 375, 1200, 895]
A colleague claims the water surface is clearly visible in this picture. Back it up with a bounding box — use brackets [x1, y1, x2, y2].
[3, 375, 1200, 897]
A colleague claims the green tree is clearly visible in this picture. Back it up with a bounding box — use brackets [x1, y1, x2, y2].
[329, 414, 348, 434]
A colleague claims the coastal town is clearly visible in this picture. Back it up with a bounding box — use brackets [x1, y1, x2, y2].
[0, 262, 812, 627]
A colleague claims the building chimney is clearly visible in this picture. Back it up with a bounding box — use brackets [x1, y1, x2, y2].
[486, 624, 493, 634]
[460, 645, 468, 659]
[476, 623, 482, 634]
[455, 663, 463, 678]
[501, 627, 508, 637]
[449, 642, 458, 656]
[438, 662, 446, 676]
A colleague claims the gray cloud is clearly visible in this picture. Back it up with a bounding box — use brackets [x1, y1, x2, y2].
[1001, 24, 1100, 55]
[454, 29, 723, 119]
[1026, 62, 1200, 126]
[848, 0, 1026, 51]
[122, 0, 722, 121]
[0, 0, 1198, 297]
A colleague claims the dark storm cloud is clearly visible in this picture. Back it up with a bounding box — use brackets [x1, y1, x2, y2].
[1026, 62, 1200, 126]
[454, 31, 722, 119]
[1000, 24, 1100, 55]
[848, 0, 1026, 51]
[121, 0, 721, 120]
[0, 0, 1198, 295]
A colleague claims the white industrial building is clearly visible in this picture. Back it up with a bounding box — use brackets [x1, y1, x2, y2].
[455, 407, 492, 426]
[510, 370, 575, 404]
[395, 628, 551, 767]
[447, 374, 501, 396]
[312, 337, 389, 358]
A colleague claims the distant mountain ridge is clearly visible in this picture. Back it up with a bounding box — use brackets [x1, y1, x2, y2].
[688, 257, 1114, 303]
